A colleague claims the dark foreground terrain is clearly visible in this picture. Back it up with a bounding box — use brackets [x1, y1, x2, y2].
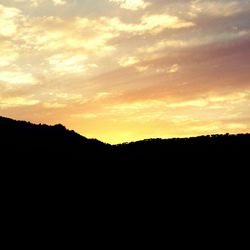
[1, 115, 249, 212]
[1, 116, 250, 164]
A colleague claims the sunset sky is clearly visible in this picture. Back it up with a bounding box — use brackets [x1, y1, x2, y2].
[0, 0, 250, 143]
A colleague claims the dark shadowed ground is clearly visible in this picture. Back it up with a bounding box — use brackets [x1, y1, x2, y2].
[1, 116, 248, 226]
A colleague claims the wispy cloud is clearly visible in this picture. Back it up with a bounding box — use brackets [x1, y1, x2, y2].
[189, 0, 246, 17]
[109, 0, 150, 11]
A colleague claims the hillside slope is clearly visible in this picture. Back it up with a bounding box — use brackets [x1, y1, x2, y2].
[1, 116, 249, 163]
[0, 116, 109, 162]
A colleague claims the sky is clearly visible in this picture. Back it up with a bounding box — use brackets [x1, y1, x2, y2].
[0, 0, 250, 144]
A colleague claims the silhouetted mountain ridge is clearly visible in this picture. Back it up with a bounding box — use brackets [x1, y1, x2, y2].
[1, 116, 250, 163]
[0, 116, 109, 163]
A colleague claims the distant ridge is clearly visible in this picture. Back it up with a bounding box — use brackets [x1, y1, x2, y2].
[1, 116, 250, 163]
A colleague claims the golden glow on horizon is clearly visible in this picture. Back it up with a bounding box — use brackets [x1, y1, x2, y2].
[1, 0, 250, 143]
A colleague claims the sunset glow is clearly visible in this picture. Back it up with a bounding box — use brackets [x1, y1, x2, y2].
[1, 0, 250, 144]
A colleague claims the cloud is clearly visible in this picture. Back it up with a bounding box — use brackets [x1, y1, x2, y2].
[190, 0, 245, 17]
[0, 4, 22, 37]
[119, 56, 139, 67]
[1, 0, 250, 143]
[140, 15, 194, 32]
[47, 53, 88, 74]
[46, 53, 99, 75]
[52, 0, 66, 5]
[0, 97, 39, 109]
[0, 42, 19, 67]
[137, 29, 250, 55]
[43, 102, 66, 108]
[0, 71, 37, 84]
[13, 0, 67, 7]
[19, 16, 118, 54]
[168, 64, 179, 73]
[66, 87, 250, 143]
[3, 11, 194, 79]
[106, 15, 194, 34]
[109, 0, 150, 11]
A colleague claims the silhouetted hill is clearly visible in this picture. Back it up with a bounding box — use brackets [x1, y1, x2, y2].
[115, 134, 250, 161]
[0, 116, 110, 163]
[1, 116, 250, 164]
[2, 116, 248, 237]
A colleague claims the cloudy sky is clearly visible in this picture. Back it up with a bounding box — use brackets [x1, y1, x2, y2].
[0, 0, 250, 143]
